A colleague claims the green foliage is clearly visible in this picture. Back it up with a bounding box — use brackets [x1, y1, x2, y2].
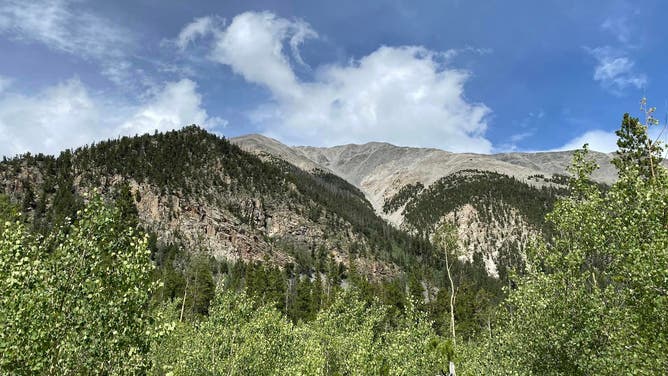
[382, 181, 424, 213]
[179, 254, 216, 319]
[613, 99, 664, 180]
[151, 289, 301, 375]
[462, 115, 668, 374]
[151, 287, 451, 375]
[49, 150, 81, 225]
[402, 170, 565, 236]
[0, 194, 157, 375]
[0, 194, 18, 223]
[113, 182, 139, 229]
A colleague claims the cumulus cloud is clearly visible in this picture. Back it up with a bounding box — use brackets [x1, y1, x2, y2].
[587, 47, 646, 94]
[264, 46, 491, 152]
[556, 124, 668, 154]
[119, 79, 225, 135]
[208, 11, 316, 100]
[0, 78, 224, 157]
[555, 130, 619, 153]
[556, 101, 668, 154]
[0, 79, 105, 157]
[178, 11, 491, 152]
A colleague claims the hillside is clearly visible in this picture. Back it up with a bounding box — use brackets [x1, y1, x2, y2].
[234, 134, 617, 221]
[233, 134, 614, 275]
[0, 126, 442, 280]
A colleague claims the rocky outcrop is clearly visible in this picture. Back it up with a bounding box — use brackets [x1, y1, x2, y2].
[122, 179, 377, 270]
[436, 203, 539, 277]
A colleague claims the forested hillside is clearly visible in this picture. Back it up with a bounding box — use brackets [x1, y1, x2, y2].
[380, 170, 569, 278]
[0, 126, 501, 334]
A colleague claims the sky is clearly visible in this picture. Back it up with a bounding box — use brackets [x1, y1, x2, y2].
[1, 0, 667, 157]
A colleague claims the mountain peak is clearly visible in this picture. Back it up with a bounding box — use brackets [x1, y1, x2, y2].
[231, 132, 621, 227]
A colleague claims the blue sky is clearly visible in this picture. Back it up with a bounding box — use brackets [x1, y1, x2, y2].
[1, 0, 666, 157]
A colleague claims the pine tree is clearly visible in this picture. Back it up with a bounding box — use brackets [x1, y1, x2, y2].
[21, 181, 35, 213]
[613, 99, 664, 180]
[113, 182, 139, 229]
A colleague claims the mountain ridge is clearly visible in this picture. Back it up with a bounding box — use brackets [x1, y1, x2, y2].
[231, 133, 626, 277]
[0, 128, 639, 281]
[231, 133, 619, 224]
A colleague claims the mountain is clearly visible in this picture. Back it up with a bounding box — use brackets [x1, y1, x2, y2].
[0, 129, 622, 281]
[230, 133, 326, 173]
[0, 127, 445, 281]
[1, 126, 634, 336]
[232, 134, 620, 276]
[233, 135, 618, 218]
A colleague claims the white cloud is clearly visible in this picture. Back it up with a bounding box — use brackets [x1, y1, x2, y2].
[0, 79, 112, 157]
[182, 11, 492, 153]
[0, 0, 132, 60]
[271, 46, 491, 152]
[176, 16, 219, 51]
[587, 47, 646, 94]
[208, 11, 316, 100]
[0, 0, 143, 88]
[286, 18, 317, 68]
[556, 124, 668, 154]
[119, 79, 225, 135]
[555, 130, 619, 153]
[0, 78, 224, 157]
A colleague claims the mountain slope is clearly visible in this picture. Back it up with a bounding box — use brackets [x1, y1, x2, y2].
[232, 134, 617, 224]
[232, 134, 326, 173]
[0, 127, 442, 281]
[231, 134, 618, 276]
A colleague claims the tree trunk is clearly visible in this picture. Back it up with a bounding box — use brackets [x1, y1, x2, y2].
[180, 277, 189, 322]
[445, 250, 456, 346]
